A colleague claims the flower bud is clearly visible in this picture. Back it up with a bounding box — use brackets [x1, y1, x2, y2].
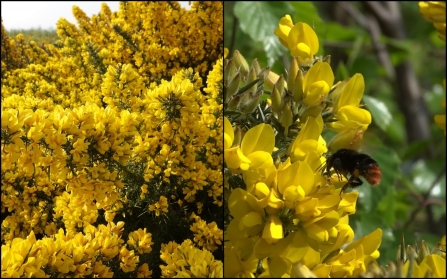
[233, 125, 242, 146]
[224, 59, 237, 86]
[225, 73, 241, 102]
[288, 57, 299, 93]
[227, 95, 242, 111]
[418, 240, 430, 263]
[300, 102, 325, 123]
[247, 66, 258, 85]
[280, 102, 293, 136]
[244, 68, 259, 101]
[240, 90, 262, 114]
[257, 66, 270, 82]
[233, 50, 249, 76]
[366, 260, 382, 277]
[274, 75, 285, 99]
[265, 71, 287, 90]
[397, 244, 405, 263]
[271, 85, 283, 114]
[384, 261, 396, 277]
[431, 242, 445, 256]
[292, 69, 304, 103]
[251, 58, 261, 76]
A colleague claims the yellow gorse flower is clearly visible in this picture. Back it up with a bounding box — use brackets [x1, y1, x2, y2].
[224, 13, 386, 278]
[274, 15, 319, 66]
[419, 3, 446, 136]
[419, 1, 446, 41]
[148, 196, 169, 217]
[2, 1, 223, 277]
[160, 239, 223, 278]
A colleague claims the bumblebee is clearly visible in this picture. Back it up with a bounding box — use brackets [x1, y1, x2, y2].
[324, 149, 382, 196]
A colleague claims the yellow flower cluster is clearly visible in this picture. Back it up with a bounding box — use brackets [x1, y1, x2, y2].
[273, 16, 371, 152]
[2, 1, 223, 277]
[1, 104, 136, 239]
[224, 118, 381, 277]
[2, 2, 223, 109]
[360, 235, 446, 278]
[190, 213, 223, 252]
[402, 235, 446, 278]
[137, 263, 152, 278]
[1, 22, 27, 72]
[119, 246, 139, 273]
[2, 205, 155, 278]
[402, 254, 445, 278]
[419, 1, 446, 41]
[127, 228, 154, 255]
[148, 196, 169, 217]
[274, 15, 319, 66]
[1, 223, 128, 278]
[224, 15, 382, 278]
[159, 239, 223, 278]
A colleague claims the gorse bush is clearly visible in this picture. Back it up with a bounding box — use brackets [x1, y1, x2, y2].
[2, 27, 58, 51]
[223, 1, 445, 278]
[1, 1, 223, 278]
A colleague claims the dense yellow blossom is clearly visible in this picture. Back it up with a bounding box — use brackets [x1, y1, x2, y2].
[1, 226, 127, 277]
[148, 196, 169, 217]
[127, 228, 154, 254]
[224, 13, 386, 278]
[2, 1, 222, 277]
[159, 239, 223, 278]
[190, 213, 223, 252]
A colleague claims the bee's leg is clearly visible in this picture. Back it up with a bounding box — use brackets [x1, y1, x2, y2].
[339, 176, 363, 196]
[332, 158, 342, 180]
[329, 169, 344, 182]
[337, 172, 343, 182]
[340, 183, 350, 196]
[349, 177, 363, 188]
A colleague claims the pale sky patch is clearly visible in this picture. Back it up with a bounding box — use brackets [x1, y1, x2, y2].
[1, 1, 191, 30]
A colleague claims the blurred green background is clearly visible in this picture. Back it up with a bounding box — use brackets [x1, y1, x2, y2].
[225, 1, 445, 266]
